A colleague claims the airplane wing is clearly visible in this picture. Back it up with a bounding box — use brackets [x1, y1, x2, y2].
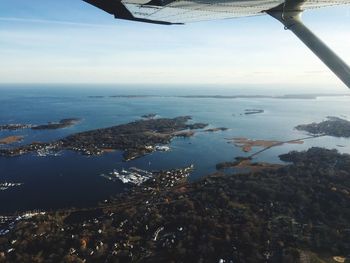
[83, 0, 350, 24]
[83, 0, 350, 88]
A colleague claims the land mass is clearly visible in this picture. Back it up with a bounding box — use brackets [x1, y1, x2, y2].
[216, 158, 284, 172]
[296, 116, 350, 137]
[0, 148, 349, 263]
[203, 127, 229, 132]
[103, 93, 350, 100]
[244, 109, 264, 115]
[32, 118, 81, 130]
[0, 118, 81, 131]
[0, 136, 24, 145]
[0, 124, 33, 131]
[0, 116, 208, 161]
[141, 113, 157, 119]
[228, 137, 304, 152]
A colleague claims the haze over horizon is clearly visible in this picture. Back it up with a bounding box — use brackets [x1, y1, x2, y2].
[0, 0, 350, 91]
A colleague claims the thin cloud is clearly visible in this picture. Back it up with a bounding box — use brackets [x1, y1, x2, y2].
[0, 16, 114, 28]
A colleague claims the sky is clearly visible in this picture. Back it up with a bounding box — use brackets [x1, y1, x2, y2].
[0, 0, 350, 90]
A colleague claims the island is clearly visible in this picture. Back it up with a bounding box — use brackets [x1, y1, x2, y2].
[296, 116, 350, 137]
[203, 127, 229, 132]
[0, 124, 33, 131]
[31, 118, 81, 130]
[88, 96, 105, 98]
[244, 109, 264, 115]
[0, 116, 208, 161]
[0, 147, 349, 262]
[0, 118, 81, 131]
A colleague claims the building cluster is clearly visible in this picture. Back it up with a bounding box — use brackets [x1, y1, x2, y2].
[0, 182, 23, 191]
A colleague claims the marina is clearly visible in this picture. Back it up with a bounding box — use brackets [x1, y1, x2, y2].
[0, 182, 23, 191]
[0, 211, 46, 236]
[100, 165, 194, 187]
[100, 167, 153, 185]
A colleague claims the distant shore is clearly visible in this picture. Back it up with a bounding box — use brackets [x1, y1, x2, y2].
[88, 93, 350, 100]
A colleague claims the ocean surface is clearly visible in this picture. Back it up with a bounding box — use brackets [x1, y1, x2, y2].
[1, 84, 350, 214]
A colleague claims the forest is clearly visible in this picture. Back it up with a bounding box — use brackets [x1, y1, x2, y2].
[0, 147, 349, 262]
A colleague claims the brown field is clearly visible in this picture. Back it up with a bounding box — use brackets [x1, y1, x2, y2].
[229, 137, 304, 152]
[234, 159, 284, 173]
[0, 136, 24, 145]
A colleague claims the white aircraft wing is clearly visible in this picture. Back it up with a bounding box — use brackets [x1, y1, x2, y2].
[84, 0, 350, 24]
[83, 0, 350, 88]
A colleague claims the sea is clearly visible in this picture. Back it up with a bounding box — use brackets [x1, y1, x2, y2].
[1, 84, 350, 214]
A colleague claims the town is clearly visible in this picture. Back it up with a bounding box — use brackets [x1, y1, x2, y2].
[0, 148, 349, 262]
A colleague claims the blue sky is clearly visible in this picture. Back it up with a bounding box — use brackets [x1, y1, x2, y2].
[0, 0, 350, 90]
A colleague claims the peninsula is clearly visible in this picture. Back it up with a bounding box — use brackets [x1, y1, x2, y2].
[0, 118, 81, 131]
[0, 116, 208, 161]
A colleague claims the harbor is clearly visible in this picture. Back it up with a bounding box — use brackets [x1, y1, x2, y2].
[100, 164, 193, 186]
[0, 182, 23, 191]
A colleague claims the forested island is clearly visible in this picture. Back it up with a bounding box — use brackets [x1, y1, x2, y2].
[0, 116, 208, 161]
[31, 118, 81, 130]
[296, 116, 350, 137]
[0, 147, 349, 263]
[0, 118, 80, 131]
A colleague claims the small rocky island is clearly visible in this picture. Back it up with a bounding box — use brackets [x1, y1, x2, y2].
[244, 109, 264, 115]
[203, 127, 228, 132]
[296, 116, 350, 137]
[0, 116, 208, 161]
[1, 148, 349, 263]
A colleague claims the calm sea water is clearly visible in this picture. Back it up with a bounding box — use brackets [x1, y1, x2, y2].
[1, 84, 350, 214]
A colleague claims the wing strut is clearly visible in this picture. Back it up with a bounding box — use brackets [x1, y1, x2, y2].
[267, 3, 350, 89]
